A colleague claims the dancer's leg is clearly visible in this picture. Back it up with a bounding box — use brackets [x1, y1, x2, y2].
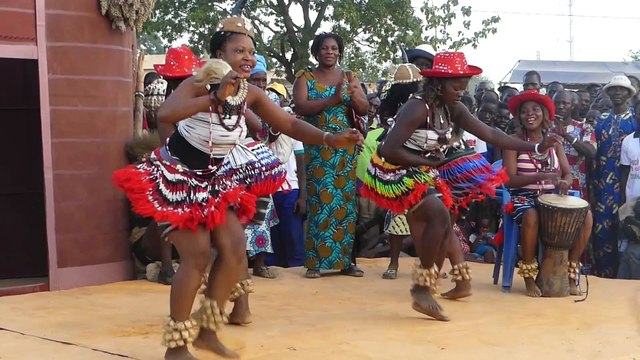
[164, 227, 212, 360]
[406, 195, 451, 321]
[193, 209, 246, 359]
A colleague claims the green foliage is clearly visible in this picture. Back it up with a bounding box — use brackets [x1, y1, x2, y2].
[137, 31, 166, 54]
[141, 0, 500, 83]
[630, 50, 640, 62]
[421, 0, 500, 51]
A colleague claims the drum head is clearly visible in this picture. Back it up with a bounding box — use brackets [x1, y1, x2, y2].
[537, 193, 588, 209]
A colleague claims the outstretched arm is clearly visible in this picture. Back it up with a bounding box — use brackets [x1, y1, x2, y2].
[452, 102, 559, 153]
[248, 85, 362, 147]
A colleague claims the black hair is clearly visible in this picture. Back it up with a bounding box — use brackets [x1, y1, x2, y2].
[310, 33, 344, 63]
[523, 70, 541, 83]
[547, 81, 563, 86]
[480, 91, 499, 103]
[144, 72, 161, 88]
[480, 97, 499, 108]
[379, 82, 420, 120]
[498, 102, 509, 111]
[576, 89, 590, 95]
[209, 31, 256, 59]
[460, 94, 474, 112]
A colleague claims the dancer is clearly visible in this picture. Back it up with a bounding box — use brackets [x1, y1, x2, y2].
[362, 52, 558, 321]
[113, 17, 362, 360]
[503, 90, 592, 297]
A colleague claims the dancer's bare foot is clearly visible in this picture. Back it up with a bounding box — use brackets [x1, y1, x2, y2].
[524, 278, 542, 297]
[193, 329, 239, 358]
[228, 294, 252, 325]
[441, 280, 472, 300]
[165, 346, 198, 360]
[410, 285, 450, 321]
[569, 279, 582, 296]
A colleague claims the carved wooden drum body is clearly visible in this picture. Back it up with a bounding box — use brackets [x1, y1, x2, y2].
[535, 194, 589, 297]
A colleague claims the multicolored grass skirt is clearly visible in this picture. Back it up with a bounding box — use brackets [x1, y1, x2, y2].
[438, 150, 508, 214]
[112, 140, 286, 232]
[361, 151, 451, 214]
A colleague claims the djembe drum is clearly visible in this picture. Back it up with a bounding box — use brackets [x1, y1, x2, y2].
[535, 194, 589, 297]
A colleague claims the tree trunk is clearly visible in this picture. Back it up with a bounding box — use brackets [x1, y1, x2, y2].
[133, 49, 145, 139]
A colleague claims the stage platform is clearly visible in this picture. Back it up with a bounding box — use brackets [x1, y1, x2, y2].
[0, 258, 639, 360]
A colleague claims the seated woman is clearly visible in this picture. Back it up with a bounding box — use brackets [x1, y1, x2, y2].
[503, 90, 592, 297]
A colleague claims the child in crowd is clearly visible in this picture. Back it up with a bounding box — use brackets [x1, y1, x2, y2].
[468, 219, 498, 263]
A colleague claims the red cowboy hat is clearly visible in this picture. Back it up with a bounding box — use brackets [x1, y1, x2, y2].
[507, 90, 556, 119]
[419, 52, 482, 78]
[154, 46, 204, 79]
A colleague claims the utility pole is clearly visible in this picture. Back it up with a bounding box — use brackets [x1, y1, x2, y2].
[568, 0, 574, 60]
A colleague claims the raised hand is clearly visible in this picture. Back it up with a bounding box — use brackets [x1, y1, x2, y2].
[213, 70, 241, 103]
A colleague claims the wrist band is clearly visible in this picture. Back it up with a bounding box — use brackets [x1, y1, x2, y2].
[269, 127, 281, 136]
[323, 132, 330, 146]
[534, 143, 541, 155]
[571, 137, 578, 145]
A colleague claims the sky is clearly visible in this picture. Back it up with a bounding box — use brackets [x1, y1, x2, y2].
[410, 0, 640, 84]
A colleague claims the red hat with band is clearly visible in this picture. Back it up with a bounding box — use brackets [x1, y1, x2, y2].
[507, 90, 556, 119]
[154, 46, 204, 79]
[419, 52, 482, 78]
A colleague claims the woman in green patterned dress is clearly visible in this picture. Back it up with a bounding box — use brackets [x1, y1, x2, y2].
[292, 33, 369, 278]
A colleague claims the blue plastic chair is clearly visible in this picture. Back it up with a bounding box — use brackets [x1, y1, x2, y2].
[490, 160, 579, 291]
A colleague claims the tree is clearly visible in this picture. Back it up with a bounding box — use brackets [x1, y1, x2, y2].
[421, 0, 500, 52]
[137, 32, 166, 54]
[142, 0, 501, 83]
[629, 50, 640, 62]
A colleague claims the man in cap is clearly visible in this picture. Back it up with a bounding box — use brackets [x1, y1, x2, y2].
[592, 75, 638, 278]
[405, 48, 434, 70]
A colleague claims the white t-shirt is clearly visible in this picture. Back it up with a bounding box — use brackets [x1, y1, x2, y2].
[462, 132, 487, 153]
[279, 139, 304, 191]
[621, 134, 640, 201]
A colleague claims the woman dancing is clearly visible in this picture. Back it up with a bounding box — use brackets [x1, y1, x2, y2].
[362, 52, 558, 321]
[113, 17, 362, 360]
[503, 90, 592, 297]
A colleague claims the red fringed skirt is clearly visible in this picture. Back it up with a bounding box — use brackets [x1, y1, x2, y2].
[437, 150, 508, 214]
[112, 140, 286, 233]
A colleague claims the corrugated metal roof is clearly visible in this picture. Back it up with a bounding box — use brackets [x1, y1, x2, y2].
[506, 60, 640, 85]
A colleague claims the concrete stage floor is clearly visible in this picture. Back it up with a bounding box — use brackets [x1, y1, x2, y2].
[0, 258, 639, 360]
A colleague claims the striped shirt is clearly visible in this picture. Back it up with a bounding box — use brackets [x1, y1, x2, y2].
[516, 148, 558, 191]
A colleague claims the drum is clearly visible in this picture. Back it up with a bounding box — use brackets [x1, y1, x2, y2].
[535, 194, 589, 297]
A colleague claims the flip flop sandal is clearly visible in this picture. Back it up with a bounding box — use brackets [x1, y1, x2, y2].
[382, 268, 398, 280]
[340, 264, 364, 277]
[253, 266, 277, 279]
[305, 269, 321, 279]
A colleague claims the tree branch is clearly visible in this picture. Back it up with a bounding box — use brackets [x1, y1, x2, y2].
[311, 2, 329, 32]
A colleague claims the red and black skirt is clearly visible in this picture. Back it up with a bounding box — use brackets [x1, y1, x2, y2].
[112, 139, 286, 232]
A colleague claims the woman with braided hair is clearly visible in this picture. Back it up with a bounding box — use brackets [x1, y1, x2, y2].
[113, 17, 362, 360]
[362, 52, 560, 321]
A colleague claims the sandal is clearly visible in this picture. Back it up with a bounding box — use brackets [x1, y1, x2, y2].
[382, 268, 398, 280]
[305, 269, 321, 278]
[340, 264, 364, 277]
[253, 266, 277, 279]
